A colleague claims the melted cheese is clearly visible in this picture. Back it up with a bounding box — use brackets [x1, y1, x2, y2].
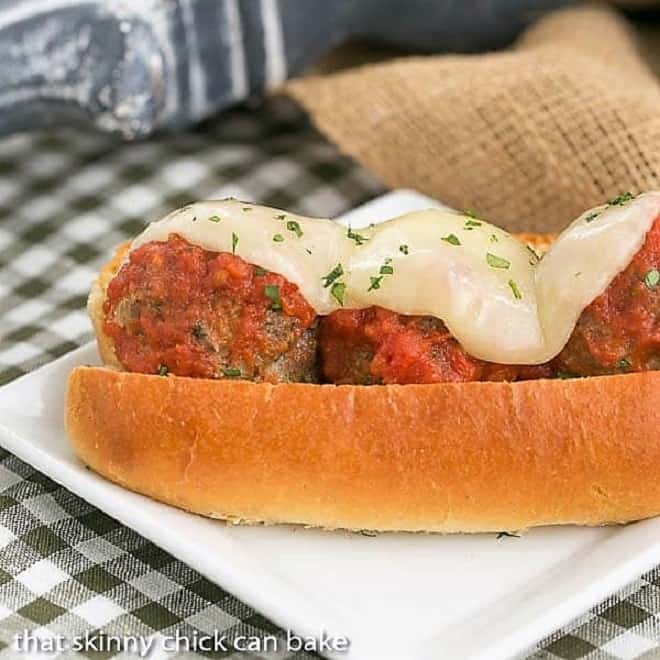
[130, 193, 660, 364]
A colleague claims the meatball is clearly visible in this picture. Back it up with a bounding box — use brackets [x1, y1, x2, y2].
[556, 214, 660, 376]
[103, 234, 319, 383]
[319, 306, 554, 385]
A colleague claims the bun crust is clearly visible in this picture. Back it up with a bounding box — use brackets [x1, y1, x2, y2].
[68, 230, 660, 532]
[66, 366, 660, 532]
[87, 241, 128, 370]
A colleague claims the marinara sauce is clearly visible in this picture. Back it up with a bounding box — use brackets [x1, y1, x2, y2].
[556, 214, 660, 375]
[319, 306, 554, 385]
[103, 234, 317, 382]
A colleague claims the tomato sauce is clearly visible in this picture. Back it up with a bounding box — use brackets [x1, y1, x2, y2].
[557, 214, 660, 375]
[104, 234, 316, 379]
[319, 306, 554, 384]
[104, 215, 660, 384]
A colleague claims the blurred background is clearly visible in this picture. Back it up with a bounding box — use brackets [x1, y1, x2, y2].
[0, 0, 657, 230]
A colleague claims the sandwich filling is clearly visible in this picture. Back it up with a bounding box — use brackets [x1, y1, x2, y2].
[100, 193, 660, 384]
[130, 193, 660, 365]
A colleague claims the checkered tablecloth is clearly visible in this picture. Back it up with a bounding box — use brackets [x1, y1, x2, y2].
[1, 96, 660, 660]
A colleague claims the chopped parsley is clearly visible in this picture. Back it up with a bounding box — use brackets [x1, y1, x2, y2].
[322, 263, 344, 287]
[645, 269, 660, 289]
[496, 531, 520, 539]
[399, 244, 409, 255]
[368, 258, 394, 291]
[508, 279, 522, 300]
[264, 284, 282, 311]
[380, 258, 394, 275]
[556, 371, 579, 379]
[191, 322, 205, 339]
[463, 210, 481, 229]
[254, 266, 268, 276]
[222, 367, 242, 377]
[490, 234, 499, 243]
[242, 206, 252, 212]
[208, 215, 221, 223]
[607, 192, 635, 206]
[347, 227, 368, 245]
[157, 364, 169, 376]
[527, 246, 540, 265]
[442, 233, 461, 246]
[331, 282, 346, 305]
[486, 253, 511, 269]
[231, 232, 239, 254]
[286, 220, 303, 238]
[368, 276, 383, 291]
[273, 233, 284, 242]
[618, 357, 632, 370]
[586, 193, 636, 224]
[305, 248, 313, 255]
[275, 214, 286, 220]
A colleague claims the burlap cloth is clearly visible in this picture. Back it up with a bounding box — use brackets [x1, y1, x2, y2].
[287, 6, 660, 233]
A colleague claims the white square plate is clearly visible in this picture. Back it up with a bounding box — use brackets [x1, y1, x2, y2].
[2, 190, 660, 660]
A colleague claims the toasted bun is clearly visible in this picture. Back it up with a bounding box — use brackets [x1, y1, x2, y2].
[66, 366, 660, 532]
[68, 231, 660, 533]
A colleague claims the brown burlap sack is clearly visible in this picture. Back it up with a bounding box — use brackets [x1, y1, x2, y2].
[287, 6, 660, 233]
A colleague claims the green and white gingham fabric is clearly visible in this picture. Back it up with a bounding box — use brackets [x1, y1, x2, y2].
[1, 96, 660, 660]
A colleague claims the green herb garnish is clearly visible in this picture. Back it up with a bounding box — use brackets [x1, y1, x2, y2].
[368, 276, 383, 291]
[645, 269, 660, 289]
[222, 367, 242, 377]
[191, 322, 205, 339]
[368, 258, 394, 291]
[286, 220, 303, 238]
[264, 284, 282, 311]
[254, 266, 268, 276]
[322, 263, 344, 287]
[464, 219, 482, 230]
[275, 214, 286, 220]
[242, 206, 252, 212]
[608, 192, 635, 206]
[442, 234, 461, 246]
[584, 211, 600, 223]
[347, 227, 368, 245]
[556, 371, 579, 379]
[486, 253, 511, 269]
[331, 282, 346, 305]
[208, 215, 221, 223]
[399, 244, 409, 255]
[157, 364, 169, 376]
[527, 246, 540, 265]
[490, 234, 498, 243]
[273, 233, 284, 242]
[231, 232, 239, 254]
[618, 357, 632, 370]
[508, 279, 522, 300]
